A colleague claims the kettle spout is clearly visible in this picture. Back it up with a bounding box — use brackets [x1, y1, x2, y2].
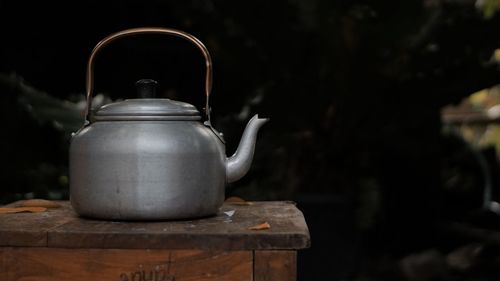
[226, 114, 269, 183]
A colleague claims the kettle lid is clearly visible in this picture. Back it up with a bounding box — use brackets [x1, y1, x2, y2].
[93, 99, 201, 121]
[92, 79, 201, 121]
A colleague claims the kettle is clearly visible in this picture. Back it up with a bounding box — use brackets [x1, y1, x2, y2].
[69, 27, 268, 220]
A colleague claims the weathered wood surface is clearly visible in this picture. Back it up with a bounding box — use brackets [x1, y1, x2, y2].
[0, 201, 310, 250]
[0, 201, 73, 247]
[254, 250, 297, 281]
[1, 247, 252, 281]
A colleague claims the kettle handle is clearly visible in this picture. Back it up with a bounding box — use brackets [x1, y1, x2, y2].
[85, 27, 213, 122]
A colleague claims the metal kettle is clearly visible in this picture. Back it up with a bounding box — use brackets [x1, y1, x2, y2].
[69, 27, 268, 220]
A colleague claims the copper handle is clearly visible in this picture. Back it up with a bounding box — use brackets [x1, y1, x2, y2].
[85, 27, 213, 121]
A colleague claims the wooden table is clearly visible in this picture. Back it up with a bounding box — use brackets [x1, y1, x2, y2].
[0, 201, 310, 281]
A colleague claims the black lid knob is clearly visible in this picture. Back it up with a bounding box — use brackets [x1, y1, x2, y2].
[136, 79, 157, 98]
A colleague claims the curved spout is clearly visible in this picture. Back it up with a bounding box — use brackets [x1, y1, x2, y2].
[226, 114, 269, 183]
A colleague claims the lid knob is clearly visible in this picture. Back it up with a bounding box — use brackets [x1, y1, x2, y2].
[136, 79, 157, 98]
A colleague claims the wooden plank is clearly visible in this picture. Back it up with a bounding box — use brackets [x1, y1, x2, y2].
[0, 201, 310, 250]
[47, 201, 310, 250]
[0, 201, 74, 247]
[0, 248, 7, 280]
[254, 250, 297, 281]
[1, 247, 252, 281]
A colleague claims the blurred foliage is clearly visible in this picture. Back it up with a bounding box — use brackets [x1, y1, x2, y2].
[478, 0, 500, 19]
[0, 74, 80, 203]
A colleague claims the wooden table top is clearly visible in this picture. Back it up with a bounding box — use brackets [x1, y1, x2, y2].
[0, 201, 310, 250]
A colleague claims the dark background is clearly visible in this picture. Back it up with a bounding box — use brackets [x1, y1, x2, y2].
[1, 0, 500, 280]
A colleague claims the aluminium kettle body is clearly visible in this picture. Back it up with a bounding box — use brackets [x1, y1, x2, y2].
[69, 28, 268, 220]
